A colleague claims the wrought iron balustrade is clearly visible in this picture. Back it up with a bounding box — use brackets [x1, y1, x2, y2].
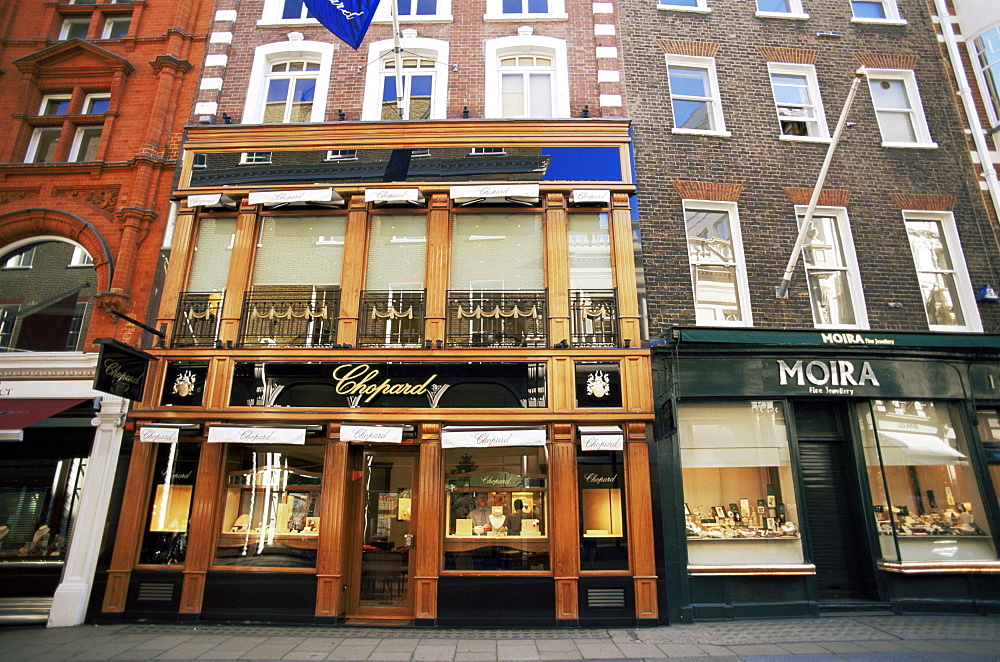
[569, 289, 619, 347]
[445, 290, 548, 348]
[358, 290, 426, 348]
[237, 287, 340, 348]
[173, 292, 224, 348]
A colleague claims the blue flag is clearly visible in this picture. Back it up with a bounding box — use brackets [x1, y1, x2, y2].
[301, 0, 380, 50]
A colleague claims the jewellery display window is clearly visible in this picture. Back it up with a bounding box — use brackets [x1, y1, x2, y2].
[578, 449, 628, 571]
[443, 447, 549, 571]
[214, 443, 323, 569]
[860, 400, 997, 562]
[139, 442, 199, 565]
[979, 409, 1000, 517]
[679, 401, 804, 565]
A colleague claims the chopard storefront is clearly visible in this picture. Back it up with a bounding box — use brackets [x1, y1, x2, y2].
[652, 328, 1000, 622]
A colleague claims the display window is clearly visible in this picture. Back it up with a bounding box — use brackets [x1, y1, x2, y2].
[443, 446, 549, 571]
[214, 443, 323, 569]
[139, 442, 198, 565]
[0, 456, 87, 561]
[578, 449, 628, 571]
[979, 408, 1000, 518]
[860, 400, 997, 562]
[678, 401, 804, 565]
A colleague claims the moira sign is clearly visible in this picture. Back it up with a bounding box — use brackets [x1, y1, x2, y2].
[777, 359, 879, 394]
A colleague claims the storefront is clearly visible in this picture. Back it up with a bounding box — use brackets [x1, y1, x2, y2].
[652, 328, 1000, 622]
[96, 119, 659, 626]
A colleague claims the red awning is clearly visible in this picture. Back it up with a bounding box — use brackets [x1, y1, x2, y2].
[0, 399, 88, 431]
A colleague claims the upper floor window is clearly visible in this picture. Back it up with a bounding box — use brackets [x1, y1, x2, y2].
[485, 0, 566, 20]
[69, 246, 94, 267]
[658, 0, 710, 13]
[666, 54, 729, 136]
[768, 63, 829, 140]
[101, 16, 130, 38]
[241, 152, 273, 164]
[280, 0, 312, 20]
[325, 149, 358, 161]
[362, 38, 449, 121]
[373, 0, 452, 21]
[796, 207, 868, 329]
[69, 126, 102, 161]
[263, 60, 318, 123]
[972, 26, 1000, 130]
[471, 147, 505, 155]
[3, 246, 36, 269]
[485, 36, 569, 119]
[683, 200, 751, 326]
[40, 95, 71, 115]
[903, 211, 981, 333]
[756, 0, 807, 17]
[60, 18, 89, 40]
[25, 128, 62, 163]
[84, 94, 110, 114]
[243, 40, 334, 123]
[866, 69, 936, 148]
[850, 0, 904, 23]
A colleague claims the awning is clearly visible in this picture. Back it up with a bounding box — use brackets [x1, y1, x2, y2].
[341, 424, 404, 444]
[248, 188, 344, 207]
[570, 189, 611, 205]
[207, 426, 308, 445]
[365, 188, 423, 204]
[579, 425, 623, 451]
[441, 425, 546, 448]
[186, 193, 236, 209]
[0, 399, 88, 440]
[450, 184, 539, 205]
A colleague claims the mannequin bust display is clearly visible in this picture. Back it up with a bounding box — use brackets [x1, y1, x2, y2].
[487, 505, 507, 535]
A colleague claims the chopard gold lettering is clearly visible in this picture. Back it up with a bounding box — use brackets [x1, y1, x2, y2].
[332, 364, 438, 404]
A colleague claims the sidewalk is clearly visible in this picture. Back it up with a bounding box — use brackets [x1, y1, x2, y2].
[0, 614, 998, 662]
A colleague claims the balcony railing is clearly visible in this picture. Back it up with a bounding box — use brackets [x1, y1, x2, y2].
[445, 290, 548, 348]
[237, 287, 340, 348]
[173, 292, 224, 348]
[569, 289, 620, 347]
[357, 290, 426, 348]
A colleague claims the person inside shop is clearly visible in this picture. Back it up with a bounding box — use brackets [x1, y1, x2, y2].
[469, 493, 492, 532]
[507, 499, 529, 535]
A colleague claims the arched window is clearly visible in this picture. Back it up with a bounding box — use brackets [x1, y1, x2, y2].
[242, 39, 333, 124]
[262, 59, 319, 123]
[362, 37, 449, 121]
[485, 35, 569, 119]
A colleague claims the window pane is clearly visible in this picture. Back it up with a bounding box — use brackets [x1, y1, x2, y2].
[63, 20, 89, 39]
[673, 100, 712, 130]
[802, 216, 844, 269]
[669, 66, 709, 97]
[579, 450, 628, 570]
[692, 265, 741, 323]
[501, 74, 525, 117]
[852, 0, 887, 18]
[527, 0, 548, 12]
[415, 0, 436, 13]
[915, 272, 965, 326]
[42, 98, 71, 115]
[568, 213, 612, 289]
[661, 0, 698, 6]
[444, 447, 549, 571]
[289, 78, 315, 122]
[906, 220, 953, 271]
[450, 213, 544, 289]
[410, 75, 433, 119]
[974, 28, 1000, 120]
[282, 0, 306, 19]
[85, 97, 110, 114]
[808, 270, 856, 326]
[876, 111, 918, 142]
[686, 209, 733, 263]
[187, 217, 236, 292]
[264, 78, 290, 123]
[365, 214, 427, 290]
[771, 74, 810, 105]
[30, 129, 61, 163]
[860, 401, 996, 562]
[528, 73, 552, 117]
[72, 127, 102, 162]
[253, 216, 346, 286]
[104, 18, 130, 38]
[216, 444, 323, 568]
[680, 402, 803, 564]
[502, 0, 521, 12]
[757, 0, 791, 10]
[140, 443, 198, 565]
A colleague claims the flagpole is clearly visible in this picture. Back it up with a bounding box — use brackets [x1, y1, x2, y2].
[775, 68, 866, 299]
[389, 0, 405, 118]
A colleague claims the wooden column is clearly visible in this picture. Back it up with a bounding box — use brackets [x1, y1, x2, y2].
[155, 209, 196, 339]
[178, 439, 223, 615]
[423, 194, 451, 343]
[610, 192, 641, 347]
[101, 438, 157, 612]
[544, 192, 570, 344]
[624, 422, 658, 621]
[216, 204, 259, 345]
[337, 195, 369, 345]
[550, 423, 579, 621]
[413, 423, 442, 622]
[315, 427, 350, 619]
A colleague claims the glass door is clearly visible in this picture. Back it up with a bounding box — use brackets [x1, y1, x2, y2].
[354, 450, 416, 616]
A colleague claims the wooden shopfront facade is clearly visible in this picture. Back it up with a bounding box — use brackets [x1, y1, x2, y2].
[97, 119, 659, 626]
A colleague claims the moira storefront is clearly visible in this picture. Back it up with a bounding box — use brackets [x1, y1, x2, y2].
[652, 329, 1000, 622]
[97, 356, 659, 627]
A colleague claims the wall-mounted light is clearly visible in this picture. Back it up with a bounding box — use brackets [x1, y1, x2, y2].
[976, 284, 1000, 302]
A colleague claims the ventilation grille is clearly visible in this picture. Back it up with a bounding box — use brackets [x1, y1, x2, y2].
[586, 587, 626, 609]
[136, 582, 174, 603]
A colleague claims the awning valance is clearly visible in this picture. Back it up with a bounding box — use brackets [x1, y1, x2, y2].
[341, 424, 404, 444]
[570, 189, 611, 205]
[248, 188, 344, 207]
[207, 426, 306, 445]
[186, 193, 236, 209]
[579, 425, 623, 451]
[0, 399, 88, 441]
[450, 184, 539, 205]
[441, 426, 546, 448]
[365, 188, 423, 203]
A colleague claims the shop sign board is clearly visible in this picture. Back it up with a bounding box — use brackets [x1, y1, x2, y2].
[93, 338, 157, 402]
[580, 426, 624, 451]
[207, 426, 306, 445]
[441, 427, 547, 448]
[578, 464, 622, 489]
[341, 424, 403, 444]
[140, 427, 180, 443]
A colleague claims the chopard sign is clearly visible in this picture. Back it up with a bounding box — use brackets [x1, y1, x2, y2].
[331, 364, 438, 403]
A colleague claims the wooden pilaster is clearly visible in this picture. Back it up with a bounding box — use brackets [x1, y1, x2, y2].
[315, 427, 350, 619]
[178, 439, 223, 615]
[414, 424, 442, 622]
[610, 192, 641, 347]
[624, 422, 658, 621]
[337, 195, 369, 345]
[423, 193, 451, 344]
[550, 423, 579, 621]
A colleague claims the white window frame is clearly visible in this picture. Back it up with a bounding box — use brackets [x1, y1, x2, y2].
[260, 59, 321, 124]
[83, 93, 111, 114]
[484, 0, 567, 21]
[240, 152, 273, 164]
[866, 69, 936, 149]
[484, 35, 569, 119]
[362, 37, 449, 121]
[767, 63, 830, 142]
[794, 206, 868, 329]
[101, 16, 131, 39]
[682, 200, 753, 327]
[242, 40, 334, 124]
[39, 95, 72, 116]
[69, 246, 94, 267]
[373, 0, 454, 23]
[850, 0, 905, 24]
[903, 211, 982, 333]
[60, 18, 90, 40]
[325, 149, 358, 161]
[25, 127, 62, 163]
[755, 0, 808, 19]
[665, 54, 729, 137]
[68, 125, 102, 162]
[969, 25, 1000, 135]
[658, 0, 711, 14]
[3, 246, 36, 269]
[258, 0, 317, 25]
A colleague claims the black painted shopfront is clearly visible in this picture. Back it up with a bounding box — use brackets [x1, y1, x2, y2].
[652, 329, 1000, 622]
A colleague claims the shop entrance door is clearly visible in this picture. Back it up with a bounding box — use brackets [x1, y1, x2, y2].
[349, 449, 417, 620]
[794, 401, 879, 605]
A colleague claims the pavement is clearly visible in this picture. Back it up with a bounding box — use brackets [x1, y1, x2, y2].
[1, 614, 999, 662]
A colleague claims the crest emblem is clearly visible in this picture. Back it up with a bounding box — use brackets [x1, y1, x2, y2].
[172, 370, 197, 398]
[586, 370, 610, 398]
